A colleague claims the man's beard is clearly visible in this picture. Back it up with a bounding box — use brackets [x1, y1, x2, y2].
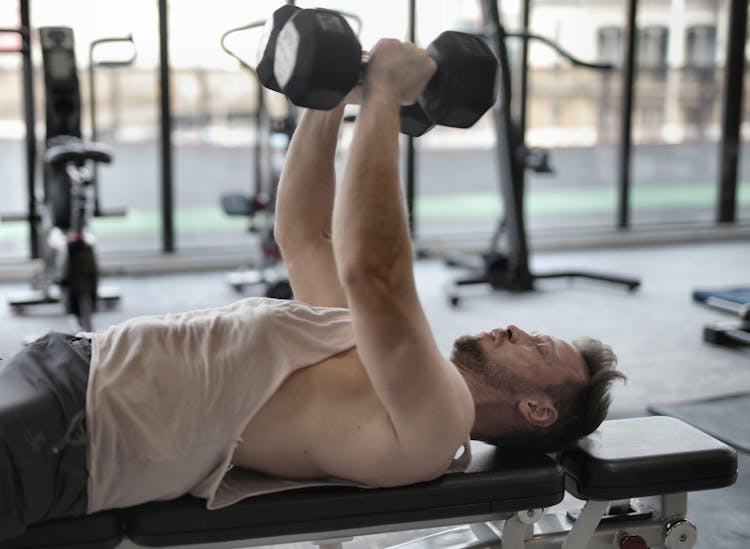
[450, 334, 528, 392]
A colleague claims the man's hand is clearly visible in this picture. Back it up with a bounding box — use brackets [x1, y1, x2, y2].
[363, 39, 437, 106]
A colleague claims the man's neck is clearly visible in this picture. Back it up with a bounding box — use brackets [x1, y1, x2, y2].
[456, 367, 522, 441]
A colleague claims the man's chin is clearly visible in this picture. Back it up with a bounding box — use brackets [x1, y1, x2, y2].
[450, 338, 486, 374]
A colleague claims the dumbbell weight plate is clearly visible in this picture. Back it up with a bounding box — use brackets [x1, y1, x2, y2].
[274, 9, 362, 109]
[399, 103, 436, 137]
[420, 31, 498, 128]
[256, 4, 301, 92]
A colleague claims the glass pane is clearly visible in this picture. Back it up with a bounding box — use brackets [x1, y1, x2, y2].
[522, 1, 626, 233]
[630, 1, 727, 226]
[0, 4, 27, 259]
[739, 28, 750, 222]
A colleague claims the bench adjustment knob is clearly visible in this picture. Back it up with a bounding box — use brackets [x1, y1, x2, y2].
[619, 534, 647, 549]
[516, 508, 543, 525]
[664, 519, 697, 548]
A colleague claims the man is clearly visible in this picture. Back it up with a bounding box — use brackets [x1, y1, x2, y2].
[0, 38, 624, 541]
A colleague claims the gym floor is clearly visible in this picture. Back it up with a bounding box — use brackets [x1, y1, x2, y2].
[1, 237, 748, 548]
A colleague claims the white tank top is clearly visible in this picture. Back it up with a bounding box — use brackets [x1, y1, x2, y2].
[84, 297, 470, 513]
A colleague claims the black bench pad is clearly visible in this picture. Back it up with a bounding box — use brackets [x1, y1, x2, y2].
[561, 416, 738, 500]
[1, 511, 120, 549]
[125, 443, 563, 547]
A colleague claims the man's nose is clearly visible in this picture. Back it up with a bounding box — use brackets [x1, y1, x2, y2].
[507, 325, 531, 343]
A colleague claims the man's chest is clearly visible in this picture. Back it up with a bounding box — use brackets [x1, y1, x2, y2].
[233, 351, 400, 481]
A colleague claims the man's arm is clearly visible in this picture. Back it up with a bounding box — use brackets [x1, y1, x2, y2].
[332, 40, 473, 474]
[274, 105, 347, 307]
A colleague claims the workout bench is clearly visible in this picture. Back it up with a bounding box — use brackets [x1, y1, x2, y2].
[693, 287, 750, 348]
[3, 417, 736, 549]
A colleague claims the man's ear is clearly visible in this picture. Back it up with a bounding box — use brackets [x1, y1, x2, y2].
[517, 396, 558, 428]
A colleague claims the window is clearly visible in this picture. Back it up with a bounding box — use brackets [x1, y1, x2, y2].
[685, 25, 716, 69]
[638, 26, 668, 69]
[598, 26, 622, 66]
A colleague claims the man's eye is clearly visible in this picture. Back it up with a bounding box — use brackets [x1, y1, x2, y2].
[535, 343, 544, 355]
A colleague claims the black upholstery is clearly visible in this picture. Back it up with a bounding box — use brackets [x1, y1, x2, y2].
[125, 444, 562, 546]
[0, 511, 120, 549]
[2, 443, 562, 548]
[561, 416, 738, 500]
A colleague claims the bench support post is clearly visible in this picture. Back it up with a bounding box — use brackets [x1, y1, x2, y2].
[561, 499, 609, 549]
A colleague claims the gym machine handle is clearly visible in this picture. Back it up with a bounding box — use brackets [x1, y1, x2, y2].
[88, 34, 137, 68]
[221, 20, 267, 74]
[500, 30, 614, 71]
[87, 33, 136, 219]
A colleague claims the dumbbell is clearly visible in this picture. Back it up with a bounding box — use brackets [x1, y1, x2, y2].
[257, 6, 434, 136]
[262, 8, 499, 137]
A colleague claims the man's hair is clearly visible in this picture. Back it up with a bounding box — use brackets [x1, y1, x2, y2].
[491, 336, 626, 452]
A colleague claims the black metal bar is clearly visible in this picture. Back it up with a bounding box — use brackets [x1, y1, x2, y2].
[89, 56, 98, 143]
[405, 0, 417, 237]
[158, 0, 175, 252]
[514, 0, 531, 201]
[481, 0, 533, 289]
[88, 48, 100, 215]
[716, 0, 747, 223]
[20, 0, 38, 258]
[518, 0, 530, 141]
[617, 0, 638, 228]
[506, 31, 613, 70]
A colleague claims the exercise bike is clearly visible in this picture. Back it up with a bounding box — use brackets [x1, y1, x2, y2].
[31, 137, 116, 331]
[8, 27, 133, 331]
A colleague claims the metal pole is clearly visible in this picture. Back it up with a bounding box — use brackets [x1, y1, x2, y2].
[88, 48, 102, 214]
[405, 0, 417, 237]
[89, 57, 98, 142]
[518, 0, 531, 142]
[716, 0, 747, 223]
[481, 0, 533, 289]
[19, 0, 38, 258]
[617, 0, 638, 228]
[512, 0, 532, 203]
[158, 0, 175, 252]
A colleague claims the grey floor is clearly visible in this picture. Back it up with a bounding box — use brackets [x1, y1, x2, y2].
[1, 238, 749, 548]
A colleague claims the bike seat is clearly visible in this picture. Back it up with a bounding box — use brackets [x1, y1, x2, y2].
[45, 139, 113, 167]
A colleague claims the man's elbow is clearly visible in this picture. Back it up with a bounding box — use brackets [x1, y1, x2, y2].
[337, 250, 411, 296]
[275, 226, 332, 258]
[337, 236, 413, 286]
[338, 261, 388, 296]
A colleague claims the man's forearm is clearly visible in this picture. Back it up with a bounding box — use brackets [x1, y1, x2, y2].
[275, 107, 345, 246]
[333, 90, 413, 284]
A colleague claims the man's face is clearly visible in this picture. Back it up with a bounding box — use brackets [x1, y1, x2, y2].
[450, 325, 587, 394]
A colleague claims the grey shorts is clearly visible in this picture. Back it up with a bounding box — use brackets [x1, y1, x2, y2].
[0, 332, 91, 542]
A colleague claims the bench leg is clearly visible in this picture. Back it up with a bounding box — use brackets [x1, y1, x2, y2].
[501, 508, 544, 549]
[561, 499, 609, 549]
